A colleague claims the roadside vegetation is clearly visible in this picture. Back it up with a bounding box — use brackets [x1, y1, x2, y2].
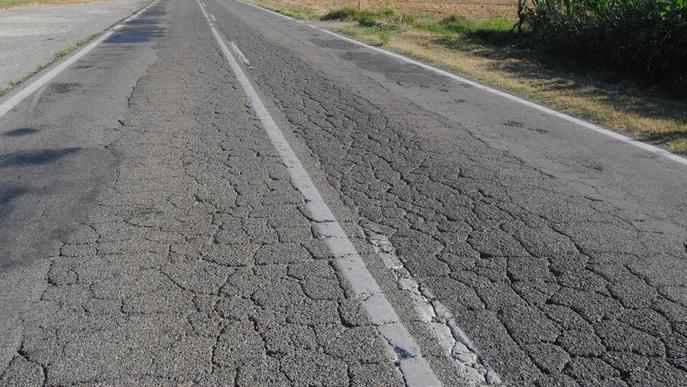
[250, 0, 687, 154]
[516, 0, 687, 97]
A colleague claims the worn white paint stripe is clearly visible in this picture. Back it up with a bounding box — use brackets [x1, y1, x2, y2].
[230, 41, 251, 65]
[238, 0, 687, 168]
[0, 0, 160, 120]
[196, 1, 441, 385]
[365, 227, 501, 385]
[238, 0, 293, 20]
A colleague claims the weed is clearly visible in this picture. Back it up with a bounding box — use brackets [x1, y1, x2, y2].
[377, 4, 398, 17]
[357, 10, 377, 27]
[278, 6, 315, 19]
[321, 6, 359, 21]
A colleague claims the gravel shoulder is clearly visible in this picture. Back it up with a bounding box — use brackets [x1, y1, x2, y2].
[0, 0, 149, 92]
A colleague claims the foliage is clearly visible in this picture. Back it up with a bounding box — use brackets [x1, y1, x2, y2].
[516, 0, 687, 95]
[357, 10, 378, 26]
[321, 6, 359, 21]
[414, 14, 515, 46]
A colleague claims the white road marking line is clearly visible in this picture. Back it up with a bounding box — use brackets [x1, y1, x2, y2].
[230, 41, 251, 65]
[210, 13, 216, 22]
[308, 24, 317, 28]
[196, 1, 442, 385]
[237, 0, 292, 20]
[365, 227, 501, 385]
[0, 0, 160, 120]
[239, 0, 687, 168]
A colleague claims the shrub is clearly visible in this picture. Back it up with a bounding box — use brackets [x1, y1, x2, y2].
[516, 0, 687, 95]
[357, 11, 378, 27]
[322, 6, 359, 21]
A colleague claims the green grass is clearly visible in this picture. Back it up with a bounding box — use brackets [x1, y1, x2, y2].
[326, 5, 515, 47]
[414, 14, 515, 46]
[0, 33, 99, 97]
[340, 25, 395, 45]
[321, 6, 359, 21]
[0, 66, 46, 97]
[276, 5, 315, 19]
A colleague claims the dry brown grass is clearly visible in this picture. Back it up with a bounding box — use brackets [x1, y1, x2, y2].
[257, 0, 517, 19]
[382, 30, 687, 152]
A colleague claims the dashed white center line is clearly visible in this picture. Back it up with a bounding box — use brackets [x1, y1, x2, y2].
[196, 0, 442, 385]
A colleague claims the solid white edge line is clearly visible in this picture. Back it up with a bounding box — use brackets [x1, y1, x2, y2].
[196, 1, 442, 386]
[0, 0, 161, 120]
[237, 0, 292, 20]
[238, 0, 687, 168]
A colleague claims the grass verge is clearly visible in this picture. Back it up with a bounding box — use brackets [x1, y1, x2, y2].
[249, 0, 687, 154]
[0, 33, 99, 97]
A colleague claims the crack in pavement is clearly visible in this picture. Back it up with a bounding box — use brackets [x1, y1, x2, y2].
[0, 0, 407, 385]
[206, 2, 687, 384]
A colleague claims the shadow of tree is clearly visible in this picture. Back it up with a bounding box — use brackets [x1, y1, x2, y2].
[639, 131, 687, 146]
[429, 34, 687, 148]
[3, 128, 40, 137]
[0, 148, 80, 168]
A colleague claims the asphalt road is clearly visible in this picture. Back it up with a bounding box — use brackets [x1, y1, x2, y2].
[0, 0, 149, 90]
[1, 0, 686, 385]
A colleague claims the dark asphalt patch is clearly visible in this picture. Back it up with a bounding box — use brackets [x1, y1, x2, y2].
[503, 120, 524, 128]
[340, 51, 444, 88]
[106, 25, 166, 43]
[0, 147, 80, 168]
[310, 38, 360, 51]
[3, 128, 40, 137]
[47, 82, 80, 94]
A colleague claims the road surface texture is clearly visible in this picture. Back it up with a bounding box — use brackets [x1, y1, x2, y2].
[0, 0, 686, 385]
[0, 0, 149, 90]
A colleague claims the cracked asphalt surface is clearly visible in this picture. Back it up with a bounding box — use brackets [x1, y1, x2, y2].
[1, 0, 687, 385]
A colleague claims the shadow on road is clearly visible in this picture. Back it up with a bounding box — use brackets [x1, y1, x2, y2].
[0, 147, 80, 168]
[3, 128, 40, 137]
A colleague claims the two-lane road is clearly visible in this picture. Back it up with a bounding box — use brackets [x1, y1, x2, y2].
[1, 0, 686, 385]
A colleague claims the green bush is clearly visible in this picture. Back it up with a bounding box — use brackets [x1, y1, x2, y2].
[516, 0, 687, 95]
[357, 11, 378, 27]
[322, 6, 359, 21]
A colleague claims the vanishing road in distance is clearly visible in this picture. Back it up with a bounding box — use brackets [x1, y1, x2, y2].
[1, 0, 686, 385]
